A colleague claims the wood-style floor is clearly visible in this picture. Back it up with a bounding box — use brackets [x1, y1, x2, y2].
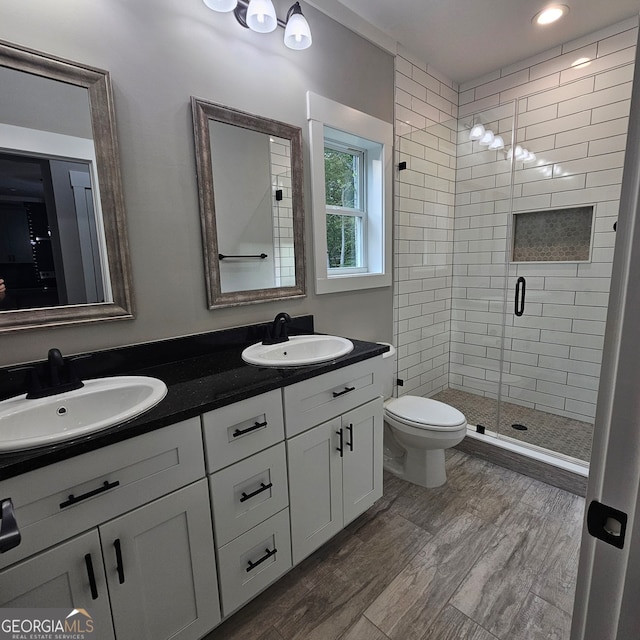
[204, 450, 585, 640]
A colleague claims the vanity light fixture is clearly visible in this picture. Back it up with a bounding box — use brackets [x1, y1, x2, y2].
[533, 4, 569, 26]
[203, 0, 312, 50]
[467, 123, 504, 151]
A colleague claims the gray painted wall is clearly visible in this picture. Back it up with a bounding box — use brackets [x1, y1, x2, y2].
[0, 0, 394, 366]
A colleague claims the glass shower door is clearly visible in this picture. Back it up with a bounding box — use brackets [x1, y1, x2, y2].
[493, 83, 623, 464]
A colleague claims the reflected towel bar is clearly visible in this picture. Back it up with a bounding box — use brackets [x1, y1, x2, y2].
[218, 253, 268, 260]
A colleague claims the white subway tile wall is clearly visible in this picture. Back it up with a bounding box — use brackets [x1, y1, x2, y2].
[395, 18, 637, 428]
[270, 140, 295, 287]
[394, 45, 459, 398]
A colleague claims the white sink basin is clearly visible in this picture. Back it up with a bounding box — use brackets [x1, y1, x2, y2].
[242, 335, 354, 367]
[0, 376, 167, 451]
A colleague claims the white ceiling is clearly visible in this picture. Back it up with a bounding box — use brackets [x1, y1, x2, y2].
[326, 0, 639, 85]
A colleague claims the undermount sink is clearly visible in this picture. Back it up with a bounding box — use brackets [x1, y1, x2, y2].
[0, 376, 167, 452]
[242, 335, 354, 367]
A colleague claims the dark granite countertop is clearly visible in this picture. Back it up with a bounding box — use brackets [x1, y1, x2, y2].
[0, 317, 387, 480]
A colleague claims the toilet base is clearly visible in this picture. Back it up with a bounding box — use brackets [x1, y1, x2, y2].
[382, 446, 447, 488]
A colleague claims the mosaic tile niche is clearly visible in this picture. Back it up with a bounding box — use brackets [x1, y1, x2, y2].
[512, 206, 594, 262]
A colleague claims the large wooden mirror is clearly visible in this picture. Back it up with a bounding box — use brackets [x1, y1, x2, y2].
[191, 98, 305, 308]
[0, 40, 133, 333]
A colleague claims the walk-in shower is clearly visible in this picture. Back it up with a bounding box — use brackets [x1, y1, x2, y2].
[394, 63, 631, 471]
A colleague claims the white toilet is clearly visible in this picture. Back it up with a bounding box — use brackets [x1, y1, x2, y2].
[380, 343, 467, 488]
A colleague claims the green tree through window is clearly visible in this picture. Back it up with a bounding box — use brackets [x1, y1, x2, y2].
[324, 147, 363, 269]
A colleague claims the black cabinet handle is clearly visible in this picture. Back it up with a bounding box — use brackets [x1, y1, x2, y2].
[515, 276, 526, 317]
[332, 386, 355, 398]
[336, 428, 344, 457]
[240, 482, 273, 503]
[114, 539, 125, 584]
[0, 498, 21, 553]
[246, 547, 277, 572]
[233, 420, 267, 438]
[60, 480, 120, 509]
[85, 553, 99, 600]
[345, 424, 354, 452]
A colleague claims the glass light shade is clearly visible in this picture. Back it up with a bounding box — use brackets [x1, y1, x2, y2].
[514, 145, 525, 159]
[203, 0, 238, 11]
[284, 12, 312, 49]
[488, 135, 504, 150]
[479, 129, 495, 146]
[469, 124, 485, 141]
[246, 0, 277, 33]
[527, 152, 537, 162]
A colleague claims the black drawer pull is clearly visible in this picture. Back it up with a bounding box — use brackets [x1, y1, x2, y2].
[85, 553, 99, 600]
[336, 428, 344, 457]
[246, 547, 277, 572]
[0, 498, 21, 553]
[346, 424, 354, 451]
[332, 386, 355, 398]
[240, 482, 273, 503]
[114, 538, 125, 584]
[60, 480, 120, 509]
[233, 420, 268, 438]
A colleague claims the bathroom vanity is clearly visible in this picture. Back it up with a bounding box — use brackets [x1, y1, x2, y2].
[0, 318, 386, 639]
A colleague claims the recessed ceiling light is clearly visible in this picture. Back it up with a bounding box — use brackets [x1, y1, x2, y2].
[533, 5, 569, 26]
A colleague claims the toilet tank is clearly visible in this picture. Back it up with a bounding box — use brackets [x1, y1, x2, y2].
[378, 342, 397, 400]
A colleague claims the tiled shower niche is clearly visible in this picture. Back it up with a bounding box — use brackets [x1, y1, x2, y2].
[512, 206, 594, 262]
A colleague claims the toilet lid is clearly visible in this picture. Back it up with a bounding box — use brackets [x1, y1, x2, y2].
[385, 396, 466, 428]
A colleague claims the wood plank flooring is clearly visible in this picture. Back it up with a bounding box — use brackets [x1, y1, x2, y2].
[203, 450, 585, 640]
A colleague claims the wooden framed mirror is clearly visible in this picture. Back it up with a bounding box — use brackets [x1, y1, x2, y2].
[191, 97, 305, 308]
[0, 40, 133, 333]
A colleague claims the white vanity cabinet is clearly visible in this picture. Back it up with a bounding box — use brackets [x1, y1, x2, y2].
[202, 390, 292, 617]
[284, 358, 384, 564]
[0, 419, 221, 640]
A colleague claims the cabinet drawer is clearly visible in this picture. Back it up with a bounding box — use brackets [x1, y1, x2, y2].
[217, 507, 292, 617]
[283, 357, 383, 437]
[203, 390, 284, 472]
[209, 443, 288, 546]
[0, 418, 204, 570]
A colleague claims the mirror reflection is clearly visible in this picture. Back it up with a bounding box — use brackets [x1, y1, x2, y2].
[192, 98, 305, 308]
[0, 40, 133, 332]
[0, 151, 108, 311]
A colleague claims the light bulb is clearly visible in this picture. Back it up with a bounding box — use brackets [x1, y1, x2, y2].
[479, 129, 495, 146]
[246, 0, 277, 33]
[469, 124, 485, 141]
[284, 3, 312, 50]
[533, 5, 569, 25]
[203, 0, 238, 11]
[489, 135, 504, 150]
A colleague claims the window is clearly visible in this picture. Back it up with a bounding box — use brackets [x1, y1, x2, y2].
[307, 92, 392, 294]
[324, 141, 365, 272]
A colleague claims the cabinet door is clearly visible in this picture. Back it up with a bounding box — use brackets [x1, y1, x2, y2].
[100, 480, 220, 640]
[287, 417, 343, 564]
[0, 530, 115, 639]
[342, 397, 384, 526]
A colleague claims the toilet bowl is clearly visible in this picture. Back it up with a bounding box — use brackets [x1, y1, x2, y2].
[379, 343, 466, 488]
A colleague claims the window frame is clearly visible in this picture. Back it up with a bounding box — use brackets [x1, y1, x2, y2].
[307, 92, 393, 294]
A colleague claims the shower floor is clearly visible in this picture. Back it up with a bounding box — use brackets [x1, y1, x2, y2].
[431, 388, 593, 463]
